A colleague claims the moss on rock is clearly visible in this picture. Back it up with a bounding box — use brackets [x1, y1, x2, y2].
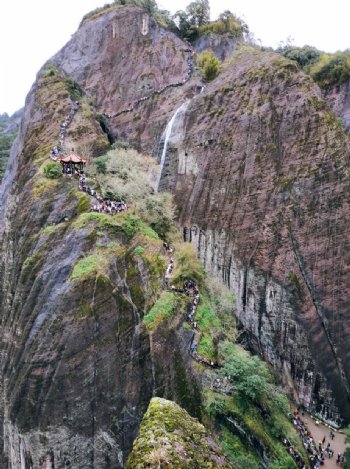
[126, 397, 233, 468]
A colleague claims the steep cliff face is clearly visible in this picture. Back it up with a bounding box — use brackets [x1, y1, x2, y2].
[160, 49, 350, 425]
[325, 79, 350, 131]
[50, 5, 202, 154]
[2, 2, 350, 465]
[192, 33, 241, 61]
[0, 51, 200, 467]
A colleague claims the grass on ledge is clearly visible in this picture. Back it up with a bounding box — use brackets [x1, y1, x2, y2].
[143, 291, 177, 331]
[70, 253, 108, 281]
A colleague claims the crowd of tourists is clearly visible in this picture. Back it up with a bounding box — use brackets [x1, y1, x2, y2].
[50, 101, 80, 159]
[163, 241, 218, 369]
[79, 174, 128, 214]
[161, 243, 349, 468]
[289, 408, 345, 468]
[49, 99, 128, 216]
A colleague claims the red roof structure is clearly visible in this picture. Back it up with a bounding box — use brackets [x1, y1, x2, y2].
[58, 150, 87, 164]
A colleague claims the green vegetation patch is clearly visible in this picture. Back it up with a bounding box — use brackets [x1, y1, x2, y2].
[43, 162, 62, 179]
[277, 44, 350, 89]
[41, 223, 65, 235]
[220, 341, 272, 402]
[75, 211, 140, 239]
[309, 50, 350, 88]
[196, 299, 221, 360]
[134, 246, 145, 255]
[126, 397, 231, 469]
[196, 50, 221, 81]
[72, 190, 90, 214]
[139, 224, 159, 240]
[143, 291, 177, 330]
[172, 243, 205, 287]
[204, 389, 304, 468]
[70, 253, 108, 281]
[198, 11, 247, 37]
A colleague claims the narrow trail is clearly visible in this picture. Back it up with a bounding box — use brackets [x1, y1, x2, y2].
[49, 99, 128, 216]
[162, 241, 217, 369]
[102, 46, 195, 120]
[162, 240, 349, 468]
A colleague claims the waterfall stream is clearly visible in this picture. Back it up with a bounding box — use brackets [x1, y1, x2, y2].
[156, 102, 188, 192]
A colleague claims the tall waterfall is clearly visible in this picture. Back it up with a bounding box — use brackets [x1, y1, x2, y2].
[156, 102, 188, 191]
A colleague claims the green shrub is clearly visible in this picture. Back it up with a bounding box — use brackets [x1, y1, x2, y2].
[276, 45, 322, 68]
[64, 77, 82, 99]
[0, 132, 17, 181]
[143, 291, 176, 330]
[196, 50, 221, 81]
[271, 454, 298, 469]
[70, 253, 107, 281]
[135, 246, 145, 255]
[42, 62, 59, 77]
[139, 192, 175, 239]
[172, 243, 205, 287]
[75, 191, 90, 214]
[309, 50, 350, 88]
[111, 140, 130, 150]
[344, 447, 350, 469]
[198, 11, 247, 37]
[140, 224, 159, 240]
[93, 154, 108, 176]
[123, 214, 142, 239]
[230, 455, 261, 469]
[219, 341, 271, 403]
[43, 162, 62, 179]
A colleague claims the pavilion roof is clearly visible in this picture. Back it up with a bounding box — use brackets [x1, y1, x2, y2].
[58, 151, 87, 164]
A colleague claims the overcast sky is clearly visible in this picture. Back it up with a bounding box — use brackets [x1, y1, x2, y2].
[1, 0, 349, 115]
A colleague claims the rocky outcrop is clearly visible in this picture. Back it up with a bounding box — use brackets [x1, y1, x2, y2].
[160, 49, 350, 426]
[1, 2, 350, 465]
[49, 5, 202, 154]
[0, 66, 156, 468]
[126, 397, 233, 468]
[0, 37, 206, 468]
[192, 33, 241, 62]
[324, 79, 350, 131]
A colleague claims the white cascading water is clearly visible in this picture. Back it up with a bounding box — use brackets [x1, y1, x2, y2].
[156, 102, 188, 191]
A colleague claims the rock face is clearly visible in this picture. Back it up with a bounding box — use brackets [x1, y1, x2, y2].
[192, 33, 241, 61]
[0, 36, 196, 467]
[160, 49, 350, 425]
[126, 397, 233, 468]
[1, 2, 350, 465]
[50, 5, 202, 154]
[324, 80, 350, 131]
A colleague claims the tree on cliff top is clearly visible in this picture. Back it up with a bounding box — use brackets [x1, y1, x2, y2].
[174, 0, 210, 40]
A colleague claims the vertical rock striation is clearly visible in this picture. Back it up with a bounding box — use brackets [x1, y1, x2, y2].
[162, 49, 350, 425]
[324, 79, 350, 131]
[50, 5, 201, 154]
